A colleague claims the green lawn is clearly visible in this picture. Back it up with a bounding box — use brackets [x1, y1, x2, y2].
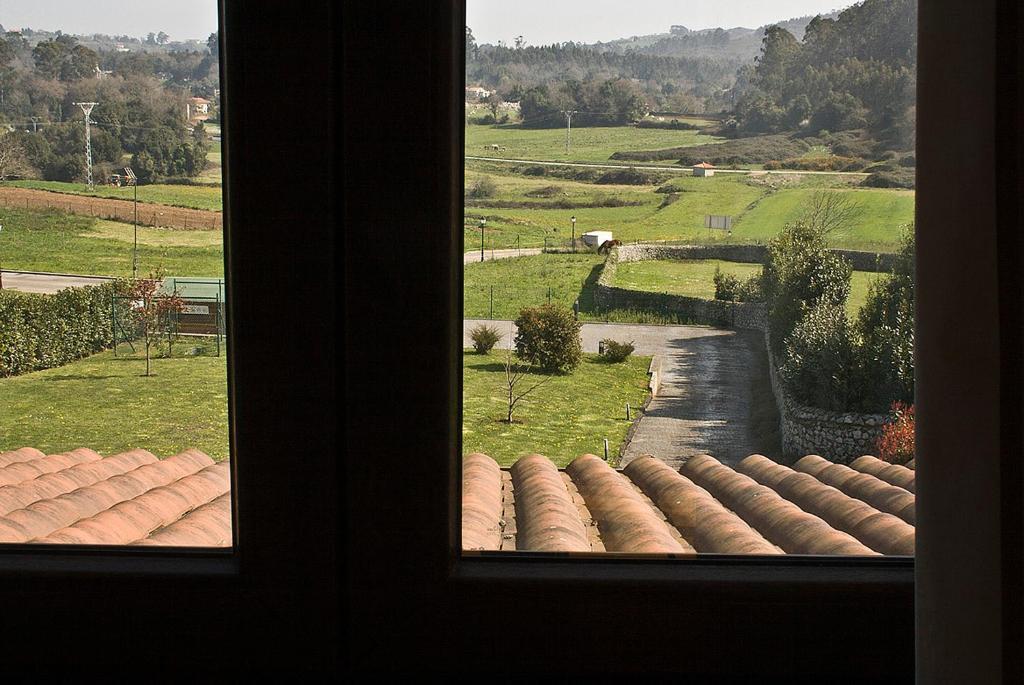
[10, 180, 223, 212]
[464, 169, 914, 252]
[613, 258, 884, 318]
[462, 350, 651, 466]
[735, 187, 914, 251]
[464, 253, 604, 319]
[0, 343, 229, 461]
[0, 207, 224, 277]
[466, 123, 724, 165]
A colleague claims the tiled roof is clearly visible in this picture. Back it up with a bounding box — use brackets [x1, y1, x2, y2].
[462, 452, 916, 556]
[693, 162, 715, 168]
[0, 448, 231, 547]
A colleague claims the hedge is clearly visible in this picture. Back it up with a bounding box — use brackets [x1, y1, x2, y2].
[0, 282, 125, 377]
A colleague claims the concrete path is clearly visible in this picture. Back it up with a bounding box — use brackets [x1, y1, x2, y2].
[463, 247, 542, 264]
[1, 270, 112, 294]
[463, 319, 779, 467]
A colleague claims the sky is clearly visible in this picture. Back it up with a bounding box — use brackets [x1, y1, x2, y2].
[0, 0, 218, 40]
[468, 0, 852, 46]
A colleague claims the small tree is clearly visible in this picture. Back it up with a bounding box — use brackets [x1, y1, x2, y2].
[514, 304, 582, 374]
[124, 269, 185, 376]
[503, 345, 552, 423]
[800, 189, 864, 236]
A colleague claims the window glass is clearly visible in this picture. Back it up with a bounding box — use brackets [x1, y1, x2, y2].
[0, 1, 232, 548]
[462, 0, 916, 556]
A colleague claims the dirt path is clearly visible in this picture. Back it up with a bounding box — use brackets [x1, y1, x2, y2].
[0, 186, 222, 231]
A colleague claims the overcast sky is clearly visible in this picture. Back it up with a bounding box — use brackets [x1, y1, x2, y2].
[0, 0, 218, 40]
[468, 0, 851, 46]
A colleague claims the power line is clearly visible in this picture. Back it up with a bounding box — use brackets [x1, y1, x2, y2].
[560, 109, 578, 154]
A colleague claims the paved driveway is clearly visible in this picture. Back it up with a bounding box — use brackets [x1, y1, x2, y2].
[1, 270, 112, 294]
[463, 319, 780, 467]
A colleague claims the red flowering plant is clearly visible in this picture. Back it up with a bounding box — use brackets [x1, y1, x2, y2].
[124, 268, 185, 377]
[876, 401, 915, 465]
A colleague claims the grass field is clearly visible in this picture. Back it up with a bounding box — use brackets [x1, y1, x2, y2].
[464, 253, 604, 319]
[613, 259, 884, 318]
[462, 349, 651, 466]
[0, 207, 224, 276]
[0, 342, 229, 461]
[464, 168, 914, 252]
[466, 123, 724, 165]
[10, 180, 223, 212]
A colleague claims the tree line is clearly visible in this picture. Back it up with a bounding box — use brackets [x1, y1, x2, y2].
[731, 0, 916, 149]
[0, 30, 218, 184]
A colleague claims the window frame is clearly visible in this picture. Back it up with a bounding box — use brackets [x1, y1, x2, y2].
[0, 1, 337, 671]
[343, 0, 1021, 678]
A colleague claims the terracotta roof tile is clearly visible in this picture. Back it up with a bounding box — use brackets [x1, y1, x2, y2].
[0, 448, 231, 547]
[463, 452, 915, 556]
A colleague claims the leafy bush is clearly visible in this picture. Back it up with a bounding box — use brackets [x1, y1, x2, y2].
[0, 282, 129, 377]
[469, 324, 502, 354]
[777, 155, 865, 172]
[780, 302, 862, 411]
[513, 304, 582, 374]
[876, 401, 915, 464]
[713, 267, 741, 301]
[635, 119, 699, 130]
[856, 229, 915, 409]
[467, 177, 498, 198]
[599, 339, 634, 363]
[761, 221, 852, 354]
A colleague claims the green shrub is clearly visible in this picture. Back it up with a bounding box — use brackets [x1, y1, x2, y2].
[599, 339, 635, 363]
[657, 192, 680, 210]
[713, 267, 740, 301]
[513, 304, 582, 374]
[856, 229, 915, 410]
[611, 133, 809, 164]
[594, 168, 665, 185]
[524, 185, 563, 198]
[762, 221, 852, 354]
[781, 302, 863, 411]
[0, 282, 128, 377]
[469, 324, 502, 354]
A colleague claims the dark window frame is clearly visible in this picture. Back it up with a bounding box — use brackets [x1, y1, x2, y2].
[0, 1, 337, 671]
[344, 0, 1022, 678]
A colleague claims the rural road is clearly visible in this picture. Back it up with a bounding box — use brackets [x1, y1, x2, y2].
[466, 155, 871, 177]
[0, 270, 112, 294]
[463, 318, 780, 467]
[463, 247, 542, 264]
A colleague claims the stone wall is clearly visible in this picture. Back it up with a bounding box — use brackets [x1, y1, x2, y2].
[765, 332, 888, 463]
[613, 243, 896, 272]
[595, 245, 891, 463]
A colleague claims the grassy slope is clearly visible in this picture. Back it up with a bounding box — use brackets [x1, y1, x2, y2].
[464, 253, 604, 319]
[614, 259, 883, 318]
[0, 344, 229, 461]
[0, 207, 224, 277]
[465, 123, 724, 165]
[10, 180, 223, 212]
[462, 350, 651, 466]
[464, 169, 915, 252]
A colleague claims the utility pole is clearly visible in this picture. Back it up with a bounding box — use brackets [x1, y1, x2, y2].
[29, 116, 39, 133]
[125, 166, 139, 278]
[72, 102, 98, 189]
[561, 110, 577, 155]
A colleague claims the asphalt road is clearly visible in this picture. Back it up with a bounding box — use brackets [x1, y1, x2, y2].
[463, 318, 780, 467]
[0, 270, 113, 294]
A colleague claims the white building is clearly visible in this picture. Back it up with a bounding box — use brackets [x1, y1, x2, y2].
[465, 85, 492, 101]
